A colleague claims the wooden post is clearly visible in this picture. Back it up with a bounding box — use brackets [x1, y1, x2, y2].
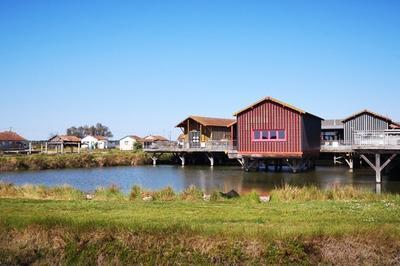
[344, 154, 353, 169]
[151, 155, 158, 166]
[200, 124, 202, 142]
[237, 158, 245, 169]
[28, 142, 32, 154]
[375, 154, 381, 183]
[206, 153, 214, 167]
[179, 154, 186, 167]
[61, 143, 64, 154]
[360, 154, 396, 183]
[78, 143, 81, 154]
[45, 142, 48, 154]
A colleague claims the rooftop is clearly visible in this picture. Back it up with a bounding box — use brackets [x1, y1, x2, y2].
[176, 116, 236, 128]
[49, 135, 81, 143]
[321, 119, 344, 130]
[0, 131, 26, 142]
[233, 96, 323, 120]
[342, 109, 398, 125]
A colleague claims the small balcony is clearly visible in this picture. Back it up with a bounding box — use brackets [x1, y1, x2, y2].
[143, 140, 237, 153]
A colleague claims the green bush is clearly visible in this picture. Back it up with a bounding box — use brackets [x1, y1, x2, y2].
[129, 185, 142, 200]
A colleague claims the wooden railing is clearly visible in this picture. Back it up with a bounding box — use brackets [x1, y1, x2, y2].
[143, 140, 237, 152]
[353, 130, 400, 149]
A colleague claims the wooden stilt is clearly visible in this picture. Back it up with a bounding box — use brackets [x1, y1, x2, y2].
[360, 154, 397, 183]
[178, 154, 186, 167]
[206, 153, 214, 167]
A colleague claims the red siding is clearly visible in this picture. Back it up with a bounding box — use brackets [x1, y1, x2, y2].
[237, 101, 302, 156]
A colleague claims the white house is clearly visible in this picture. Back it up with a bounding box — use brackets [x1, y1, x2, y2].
[119, 135, 143, 151]
[81, 136, 108, 150]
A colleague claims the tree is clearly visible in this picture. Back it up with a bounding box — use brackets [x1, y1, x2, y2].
[133, 141, 143, 151]
[66, 123, 113, 138]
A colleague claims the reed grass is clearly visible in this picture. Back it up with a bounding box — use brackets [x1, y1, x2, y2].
[270, 184, 387, 202]
[1, 182, 398, 202]
[0, 182, 84, 200]
[93, 184, 126, 201]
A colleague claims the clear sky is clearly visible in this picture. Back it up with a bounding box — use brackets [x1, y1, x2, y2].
[1, 0, 399, 140]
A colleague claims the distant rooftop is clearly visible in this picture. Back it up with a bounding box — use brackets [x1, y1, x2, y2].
[0, 131, 26, 141]
[321, 119, 344, 130]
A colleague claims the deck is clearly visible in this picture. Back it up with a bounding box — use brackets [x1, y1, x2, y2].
[143, 140, 236, 153]
[321, 130, 400, 154]
[147, 130, 400, 155]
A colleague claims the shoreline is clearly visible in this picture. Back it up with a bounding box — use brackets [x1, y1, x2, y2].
[0, 151, 152, 172]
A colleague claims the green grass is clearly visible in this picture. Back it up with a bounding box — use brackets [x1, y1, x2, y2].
[1, 197, 399, 238]
[1, 184, 400, 264]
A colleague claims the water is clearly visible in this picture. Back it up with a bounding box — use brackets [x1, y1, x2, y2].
[0, 165, 399, 194]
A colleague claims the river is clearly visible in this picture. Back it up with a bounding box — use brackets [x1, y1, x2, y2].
[1, 165, 400, 194]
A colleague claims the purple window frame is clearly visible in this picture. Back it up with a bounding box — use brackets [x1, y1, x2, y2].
[252, 129, 286, 142]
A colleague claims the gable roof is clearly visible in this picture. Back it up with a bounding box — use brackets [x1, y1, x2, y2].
[233, 96, 323, 120]
[143, 135, 168, 141]
[48, 135, 81, 143]
[93, 136, 108, 141]
[0, 131, 26, 141]
[81, 135, 108, 141]
[342, 109, 397, 124]
[120, 135, 143, 141]
[176, 116, 236, 128]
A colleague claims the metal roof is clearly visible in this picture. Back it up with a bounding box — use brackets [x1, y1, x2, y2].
[342, 109, 396, 124]
[321, 119, 344, 130]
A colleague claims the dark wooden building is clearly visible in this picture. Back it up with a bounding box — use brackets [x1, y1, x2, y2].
[233, 97, 322, 171]
[48, 135, 81, 153]
[0, 131, 27, 151]
[176, 116, 236, 148]
[321, 119, 344, 141]
[343, 110, 400, 144]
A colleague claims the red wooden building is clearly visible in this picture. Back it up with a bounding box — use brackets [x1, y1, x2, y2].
[233, 97, 323, 172]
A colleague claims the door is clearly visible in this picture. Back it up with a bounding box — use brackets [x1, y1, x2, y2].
[189, 130, 200, 148]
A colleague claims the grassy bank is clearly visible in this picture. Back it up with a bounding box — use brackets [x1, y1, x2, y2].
[0, 150, 149, 171]
[0, 184, 399, 264]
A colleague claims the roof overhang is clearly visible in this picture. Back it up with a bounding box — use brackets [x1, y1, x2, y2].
[342, 109, 396, 124]
[176, 116, 236, 128]
[233, 96, 323, 120]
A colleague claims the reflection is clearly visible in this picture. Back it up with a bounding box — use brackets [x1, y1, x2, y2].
[0, 165, 399, 195]
[376, 183, 382, 195]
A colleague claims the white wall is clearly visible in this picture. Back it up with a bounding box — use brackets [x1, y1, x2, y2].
[81, 136, 108, 150]
[119, 137, 136, 151]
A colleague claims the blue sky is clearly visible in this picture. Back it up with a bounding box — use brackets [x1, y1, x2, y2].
[1, 0, 399, 140]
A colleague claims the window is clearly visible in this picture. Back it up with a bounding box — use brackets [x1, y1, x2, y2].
[278, 130, 285, 139]
[270, 131, 277, 140]
[262, 130, 268, 139]
[252, 129, 286, 142]
[124, 141, 129, 145]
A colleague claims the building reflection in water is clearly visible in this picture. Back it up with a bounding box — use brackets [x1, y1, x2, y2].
[179, 165, 399, 195]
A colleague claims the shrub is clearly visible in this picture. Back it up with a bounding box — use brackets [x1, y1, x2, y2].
[94, 185, 125, 201]
[154, 187, 176, 201]
[129, 185, 142, 200]
[180, 185, 203, 201]
[241, 191, 261, 204]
